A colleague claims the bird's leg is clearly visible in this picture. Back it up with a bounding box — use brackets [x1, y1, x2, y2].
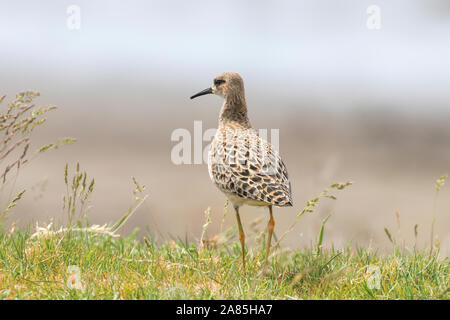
[234, 205, 246, 274]
[264, 205, 275, 269]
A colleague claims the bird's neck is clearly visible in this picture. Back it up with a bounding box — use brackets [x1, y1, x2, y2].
[219, 93, 251, 129]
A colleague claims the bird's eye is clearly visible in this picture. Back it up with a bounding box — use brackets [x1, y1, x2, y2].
[214, 79, 225, 86]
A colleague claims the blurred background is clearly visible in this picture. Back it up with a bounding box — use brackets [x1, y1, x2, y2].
[1, 0, 450, 254]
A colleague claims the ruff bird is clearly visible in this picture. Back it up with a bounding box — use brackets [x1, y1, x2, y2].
[190, 72, 293, 273]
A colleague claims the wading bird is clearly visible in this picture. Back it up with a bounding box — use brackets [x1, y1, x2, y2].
[190, 72, 293, 273]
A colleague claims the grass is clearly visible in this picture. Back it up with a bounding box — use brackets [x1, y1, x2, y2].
[0, 224, 448, 300]
[0, 91, 448, 300]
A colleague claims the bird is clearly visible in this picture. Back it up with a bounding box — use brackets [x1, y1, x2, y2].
[190, 72, 293, 273]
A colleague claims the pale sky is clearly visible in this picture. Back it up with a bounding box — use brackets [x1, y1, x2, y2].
[1, 0, 450, 113]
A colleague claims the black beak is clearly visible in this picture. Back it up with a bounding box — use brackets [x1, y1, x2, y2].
[190, 87, 213, 99]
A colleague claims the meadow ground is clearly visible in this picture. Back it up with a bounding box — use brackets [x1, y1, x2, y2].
[0, 224, 448, 300]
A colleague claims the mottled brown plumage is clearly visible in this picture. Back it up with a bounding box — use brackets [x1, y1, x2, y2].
[208, 127, 292, 207]
[190, 72, 293, 273]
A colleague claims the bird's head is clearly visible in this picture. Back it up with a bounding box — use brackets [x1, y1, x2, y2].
[190, 72, 245, 100]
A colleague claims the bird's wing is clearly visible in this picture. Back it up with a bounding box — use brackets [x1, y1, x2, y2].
[209, 128, 293, 207]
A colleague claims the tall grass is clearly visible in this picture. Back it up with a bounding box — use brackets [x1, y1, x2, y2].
[0, 162, 448, 299]
[0, 226, 448, 299]
[0, 91, 75, 228]
[430, 174, 447, 254]
[0, 91, 448, 300]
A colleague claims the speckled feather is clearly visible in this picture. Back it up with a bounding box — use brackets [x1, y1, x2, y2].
[208, 127, 293, 207]
[205, 72, 293, 208]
